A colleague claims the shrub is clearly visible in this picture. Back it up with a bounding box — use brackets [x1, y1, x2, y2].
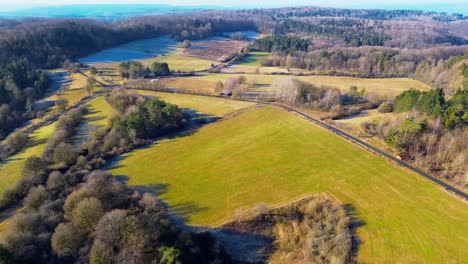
[51, 223, 86, 257]
[53, 142, 77, 166]
[71, 197, 104, 232]
[23, 185, 48, 211]
[377, 100, 394, 113]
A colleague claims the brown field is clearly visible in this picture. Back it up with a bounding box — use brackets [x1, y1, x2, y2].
[181, 40, 250, 62]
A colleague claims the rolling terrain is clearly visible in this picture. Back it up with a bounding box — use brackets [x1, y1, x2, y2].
[112, 106, 468, 263]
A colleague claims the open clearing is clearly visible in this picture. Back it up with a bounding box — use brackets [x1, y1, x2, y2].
[181, 40, 249, 62]
[141, 53, 216, 72]
[73, 96, 114, 147]
[112, 106, 468, 263]
[0, 123, 56, 195]
[135, 90, 255, 117]
[236, 51, 270, 66]
[94, 51, 217, 73]
[188, 74, 431, 97]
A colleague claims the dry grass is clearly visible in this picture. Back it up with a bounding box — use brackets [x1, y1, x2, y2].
[93, 50, 217, 73]
[0, 123, 56, 195]
[181, 40, 250, 62]
[193, 74, 431, 98]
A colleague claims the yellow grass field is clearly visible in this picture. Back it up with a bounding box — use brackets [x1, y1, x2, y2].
[135, 90, 255, 117]
[93, 51, 217, 73]
[193, 74, 431, 97]
[0, 123, 56, 195]
[141, 54, 216, 72]
[112, 106, 468, 264]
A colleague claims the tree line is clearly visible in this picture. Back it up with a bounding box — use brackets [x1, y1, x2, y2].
[0, 90, 234, 263]
[362, 88, 467, 187]
[0, 58, 50, 140]
[259, 46, 467, 94]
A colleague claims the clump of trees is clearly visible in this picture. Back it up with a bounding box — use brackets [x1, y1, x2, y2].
[0, 58, 50, 139]
[118, 61, 148, 79]
[1, 170, 231, 263]
[114, 97, 187, 140]
[151, 62, 170, 77]
[393, 88, 467, 128]
[361, 88, 467, 187]
[272, 77, 342, 112]
[105, 88, 145, 114]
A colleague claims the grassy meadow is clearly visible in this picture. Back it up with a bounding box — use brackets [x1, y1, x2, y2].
[112, 106, 468, 263]
[198, 74, 431, 97]
[0, 123, 56, 195]
[94, 51, 217, 73]
[237, 51, 271, 66]
[73, 96, 114, 147]
[164, 74, 430, 98]
[136, 90, 255, 117]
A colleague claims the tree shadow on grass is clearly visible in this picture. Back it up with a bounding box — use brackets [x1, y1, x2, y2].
[26, 138, 48, 149]
[343, 203, 366, 257]
[114, 174, 207, 226]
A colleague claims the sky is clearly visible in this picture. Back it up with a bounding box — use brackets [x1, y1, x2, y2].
[0, 0, 466, 13]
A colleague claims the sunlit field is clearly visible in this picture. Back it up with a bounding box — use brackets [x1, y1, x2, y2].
[112, 106, 468, 263]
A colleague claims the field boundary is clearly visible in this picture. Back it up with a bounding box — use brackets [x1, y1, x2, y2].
[271, 103, 468, 200]
[129, 89, 468, 200]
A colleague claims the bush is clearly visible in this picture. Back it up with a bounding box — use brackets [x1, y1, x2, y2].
[71, 197, 104, 232]
[53, 142, 77, 166]
[51, 223, 86, 257]
[0, 131, 28, 159]
[23, 185, 48, 211]
[377, 100, 393, 113]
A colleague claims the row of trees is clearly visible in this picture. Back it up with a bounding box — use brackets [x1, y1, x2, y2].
[0, 90, 235, 263]
[119, 61, 171, 78]
[259, 47, 467, 94]
[43, 107, 86, 166]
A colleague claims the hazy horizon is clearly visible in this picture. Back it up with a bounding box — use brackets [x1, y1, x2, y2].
[0, 1, 466, 16]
